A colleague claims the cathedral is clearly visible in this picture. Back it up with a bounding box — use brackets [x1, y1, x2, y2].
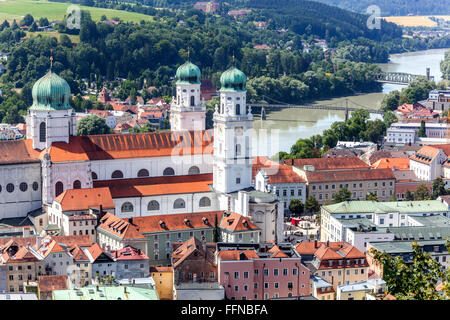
[0, 60, 284, 243]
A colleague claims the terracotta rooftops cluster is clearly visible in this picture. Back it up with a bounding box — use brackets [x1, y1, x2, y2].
[54, 187, 115, 212]
[252, 156, 306, 184]
[220, 211, 259, 232]
[111, 245, 149, 261]
[295, 241, 366, 261]
[283, 157, 370, 171]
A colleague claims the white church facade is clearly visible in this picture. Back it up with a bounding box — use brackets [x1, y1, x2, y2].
[0, 60, 284, 243]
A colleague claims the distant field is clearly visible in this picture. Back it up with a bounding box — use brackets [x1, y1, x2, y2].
[382, 15, 450, 27]
[0, 0, 154, 22]
[24, 30, 80, 43]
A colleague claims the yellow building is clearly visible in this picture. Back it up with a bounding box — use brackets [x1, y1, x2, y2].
[150, 266, 173, 300]
[68, 245, 92, 287]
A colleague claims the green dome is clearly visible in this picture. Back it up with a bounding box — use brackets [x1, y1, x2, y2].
[30, 71, 71, 111]
[220, 67, 246, 92]
[176, 61, 201, 84]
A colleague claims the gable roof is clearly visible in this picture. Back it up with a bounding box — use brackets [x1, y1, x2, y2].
[220, 212, 259, 232]
[48, 130, 213, 162]
[93, 174, 213, 198]
[252, 156, 306, 184]
[131, 211, 223, 233]
[97, 212, 145, 240]
[305, 168, 395, 183]
[38, 275, 69, 292]
[112, 245, 148, 261]
[171, 237, 215, 268]
[0, 139, 42, 165]
[372, 158, 410, 170]
[54, 187, 115, 211]
[283, 158, 370, 171]
[69, 245, 90, 262]
[410, 145, 443, 164]
[217, 249, 259, 261]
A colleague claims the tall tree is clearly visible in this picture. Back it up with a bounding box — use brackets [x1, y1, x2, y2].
[414, 183, 431, 200]
[305, 196, 320, 214]
[76, 115, 112, 136]
[432, 177, 447, 199]
[366, 192, 379, 201]
[418, 120, 427, 138]
[289, 199, 304, 216]
[333, 187, 352, 203]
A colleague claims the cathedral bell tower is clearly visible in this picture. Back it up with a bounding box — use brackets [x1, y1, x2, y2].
[170, 60, 206, 131]
[26, 66, 76, 150]
[213, 66, 253, 194]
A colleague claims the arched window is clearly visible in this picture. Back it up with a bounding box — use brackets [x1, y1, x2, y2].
[121, 202, 134, 213]
[111, 170, 123, 179]
[91, 172, 98, 180]
[39, 122, 46, 143]
[236, 104, 241, 115]
[235, 144, 241, 156]
[188, 166, 200, 175]
[147, 200, 160, 211]
[199, 197, 211, 207]
[55, 182, 64, 197]
[19, 182, 28, 192]
[73, 180, 81, 189]
[173, 198, 185, 209]
[190, 96, 195, 106]
[137, 169, 149, 177]
[163, 167, 175, 176]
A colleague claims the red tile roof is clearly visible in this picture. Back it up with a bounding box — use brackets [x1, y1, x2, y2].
[48, 130, 213, 162]
[252, 156, 306, 184]
[69, 245, 90, 262]
[0, 139, 42, 164]
[112, 245, 148, 261]
[54, 187, 115, 211]
[283, 158, 370, 171]
[38, 275, 69, 292]
[305, 168, 395, 183]
[410, 145, 442, 164]
[97, 212, 145, 240]
[87, 243, 105, 261]
[131, 211, 223, 233]
[0, 235, 92, 248]
[217, 249, 259, 261]
[372, 158, 410, 170]
[295, 241, 365, 261]
[220, 212, 259, 232]
[171, 237, 215, 268]
[93, 174, 213, 198]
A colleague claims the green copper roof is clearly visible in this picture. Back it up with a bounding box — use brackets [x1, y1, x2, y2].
[52, 285, 159, 300]
[176, 61, 201, 84]
[220, 67, 246, 92]
[30, 71, 71, 111]
[323, 200, 448, 214]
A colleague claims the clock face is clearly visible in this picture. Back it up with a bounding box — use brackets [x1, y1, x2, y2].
[235, 126, 243, 136]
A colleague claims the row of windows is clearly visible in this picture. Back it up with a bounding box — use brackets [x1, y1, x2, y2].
[233, 282, 301, 292]
[312, 181, 393, 191]
[232, 268, 302, 279]
[121, 196, 211, 213]
[276, 189, 303, 197]
[55, 180, 81, 197]
[73, 229, 95, 235]
[0, 182, 39, 194]
[92, 166, 201, 180]
[320, 268, 365, 277]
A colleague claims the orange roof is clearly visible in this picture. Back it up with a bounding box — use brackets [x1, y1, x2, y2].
[97, 212, 145, 240]
[131, 211, 223, 233]
[252, 156, 306, 184]
[220, 212, 259, 232]
[48, 130, 213, 162]
[410, 145, 442, 164]
[217, 250, 259, 261]
[69, 245, 89, 262]
[268, 245, 288, 258]
[314, 244, 343, 260]
[296, 241, 365, 260]
[54, 187, 115, 211]
[38, 275, 69, 292]
[305, 168, 395, 183]
[87, 243, 104, 261]
[112, 246, 148, 261]
[372, 158, 410, 170]
[284, 158, 370, 171]
[93, 174, 213, 198]
[171, 237, 215, 268]
[150, 266, 173, 273]
[0, 139, 42, 164]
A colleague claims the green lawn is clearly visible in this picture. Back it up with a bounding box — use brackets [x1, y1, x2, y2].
[25, 30, 80, 43]
[0, 0, 154, 22]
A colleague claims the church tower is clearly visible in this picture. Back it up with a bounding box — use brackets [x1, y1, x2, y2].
[170, 60, 206, 131]
[26, 68, 76, 150]
[213, 66, 253, 194]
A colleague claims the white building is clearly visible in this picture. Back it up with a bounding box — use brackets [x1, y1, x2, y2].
[385, 127, 415, 144]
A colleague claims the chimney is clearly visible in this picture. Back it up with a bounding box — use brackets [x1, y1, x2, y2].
[326, 240, 330, 247]
[193, 273, 197, 282]
[331, 276, 334, 284]
[124, 286, 127, 294]
[132, 279, 135, 287]
[314, 240, 317, 248]
[96, 285, 99, 291]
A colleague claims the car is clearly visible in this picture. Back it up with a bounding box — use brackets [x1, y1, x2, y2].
[293, 231, 303, 236]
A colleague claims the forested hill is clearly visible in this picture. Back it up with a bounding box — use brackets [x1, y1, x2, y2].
[313, 0, 450, 16]
[244, 0, 402, 42]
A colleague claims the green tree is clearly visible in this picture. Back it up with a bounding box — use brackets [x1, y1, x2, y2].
[76, 115, 112, 136]
[432, 177, 447, 199]
[418, 120, 427, 138]
[405, 190, 414, 201]
[390, 193, 398, 201]
[21, 14, 34, 27]
[213, 214, 220, 243]
[289, 199, 304, 216]
[333, 187, 352, 203]
[366, 192, 379, 201]
[305, 196, 320, 214]
[370, 242, 449, 299]
[414, 183, 431, 200]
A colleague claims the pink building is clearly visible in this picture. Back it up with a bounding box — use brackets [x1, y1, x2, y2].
[216, 243, 310, 300]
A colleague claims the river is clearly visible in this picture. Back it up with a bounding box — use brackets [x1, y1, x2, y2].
[252, 48, 449, 157]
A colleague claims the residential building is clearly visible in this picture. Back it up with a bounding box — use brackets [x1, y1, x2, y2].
[68, 245, 92, 287]
[37, 275, 69, 300]
[86, 243, 116, 280]
[220, 211, 260, 243]
[36, 237, 74, 276]
[150, 266, 173, 300]
[253, 156, 307, 210]
[217, 242, 310, 300]
[410, 144, 450, 181]
[311, 275, 335, 300]
[336, 279, 386, 300]
[111, 245, 149, 280]
[295, 241, 369, 290]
